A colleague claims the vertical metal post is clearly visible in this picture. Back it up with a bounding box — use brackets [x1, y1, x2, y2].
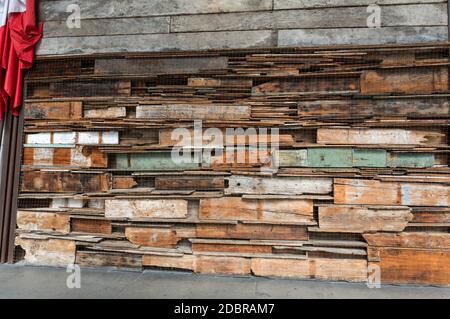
[0, 86, 26, 263]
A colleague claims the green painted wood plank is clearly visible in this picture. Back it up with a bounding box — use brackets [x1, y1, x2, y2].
[387, 153, 435, 168]
[115, 152, 200, 170]
[307, 148, 353, 168]
[353, 149, 387, 167]
[276, 150, 308, 167]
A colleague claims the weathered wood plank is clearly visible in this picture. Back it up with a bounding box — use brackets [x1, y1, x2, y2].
[226, 175, 332, 195]
[196, 224, 308, 241]
[318, 205, 413, 233]
[21, 172, 110, 193]
[251, 258, 367, 282]
[44, 16, 170, 38]
[17, 211, 70, 232]
[41, 0, 273, 21]
[203, 149, 273, 169]
[25, 101, 82, 120]
[114, 152, 199, 171]
[172, 4, 446, 32]
[278, 27, 447, 46]
[253, 77, 359, 94]
[200, 197, 314, 223]
[125, 226, 195, 248]
[105, 199, 189, 219]
[363, 232, 450, 249]
[95, 56, 229, 76]
[136, 104, 251, 121]
[76, 251, 142, 269]
[26, 131, 119, 145]
[23, 146, 108, 168]
[155, 176, 225, 190]
[275, 0, 444, 10]
[298, 97, 450, 119]
[38, 31, 276, 55]
[15, 238, 76, 267]
[276, 150, 308, 167]
[195, 256, 251, 275]
[317, 128, 446, 146]
[49, 80, 131, 97]
[192, 241, 273, 255]
[142, 255, 195, 271]
[375, 248, 450, 285]
[308, 148, 353, 168]
[387, 152, 435, 168]
[84, 107, 126, 119]
[361, 67, 448, 94]
[334, 179, 450, 206]
[71, 218, 112, 234]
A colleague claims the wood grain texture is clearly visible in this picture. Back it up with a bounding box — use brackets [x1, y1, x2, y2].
[21, 172, 110, 193]
[375, 248, 450, 285]
[200, 197, 314, 223]
[318, 128, 446, 146]
[318, 206, 413, 233]
[334, 179, 450, 206]
[17, 211, 70, 232]
[251, 258, 368, 282]
[105, 199, 189, 219]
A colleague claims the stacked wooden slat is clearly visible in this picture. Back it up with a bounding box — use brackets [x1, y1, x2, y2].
[16, 43, 450, 285]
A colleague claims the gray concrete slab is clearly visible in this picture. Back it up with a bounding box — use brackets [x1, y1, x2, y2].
[0, 264, 449, 299]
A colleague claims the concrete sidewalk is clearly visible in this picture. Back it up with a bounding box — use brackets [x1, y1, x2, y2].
[0, 264, 449, 299]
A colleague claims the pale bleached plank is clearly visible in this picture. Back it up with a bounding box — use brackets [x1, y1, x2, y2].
[136, 104, 251, 121]
[41, 0, 273, 21]
[226, 175, 332, 195]
[105, 199, 189, 219]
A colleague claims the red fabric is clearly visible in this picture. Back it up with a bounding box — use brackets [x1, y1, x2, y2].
[0, 0, 43, 119]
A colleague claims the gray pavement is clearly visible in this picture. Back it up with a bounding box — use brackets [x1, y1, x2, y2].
[0, 264, 449, 299]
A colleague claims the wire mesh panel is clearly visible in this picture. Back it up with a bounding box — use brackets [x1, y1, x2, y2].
[14, 44, 450, 285]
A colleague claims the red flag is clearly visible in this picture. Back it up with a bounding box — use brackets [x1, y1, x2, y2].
[0, 0, 43, 119]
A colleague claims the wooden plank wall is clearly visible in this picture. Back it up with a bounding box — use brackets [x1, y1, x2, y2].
[16, 43, 450, 285]
[37, 0, 448, 55]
